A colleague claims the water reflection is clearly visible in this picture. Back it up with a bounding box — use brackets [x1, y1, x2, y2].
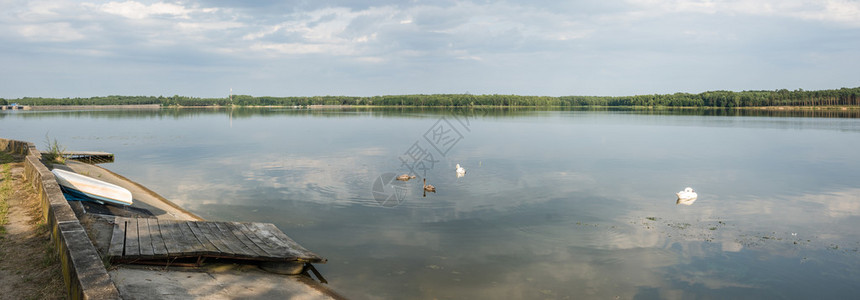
[676, 197, 697, 205]
[3, 107, 860, 299]
[372, 173, 409, 208]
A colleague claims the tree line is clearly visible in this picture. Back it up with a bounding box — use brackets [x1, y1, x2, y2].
[3, 87, 858, 107]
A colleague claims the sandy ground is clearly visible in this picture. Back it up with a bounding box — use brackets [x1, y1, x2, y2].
[0, 152, 65, 299]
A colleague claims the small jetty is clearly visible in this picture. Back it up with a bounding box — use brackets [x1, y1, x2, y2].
[109, 217, 325, 266]
[44, 151, 115, 164]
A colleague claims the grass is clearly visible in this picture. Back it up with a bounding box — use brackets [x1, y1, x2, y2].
[42, 135, 66, 164]
[0, 153, 13, 237]
[0, 151, 65, 299]
[0, 151, 12, 164]
[36, 223, 58, 267]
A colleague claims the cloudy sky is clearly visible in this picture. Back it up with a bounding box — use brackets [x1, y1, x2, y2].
[1, 0, 858, 98]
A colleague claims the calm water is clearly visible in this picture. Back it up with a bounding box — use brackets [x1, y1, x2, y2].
[3, 108, 860, 299]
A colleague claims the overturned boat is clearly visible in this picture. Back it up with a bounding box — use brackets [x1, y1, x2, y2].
[52, 168, 133, 206]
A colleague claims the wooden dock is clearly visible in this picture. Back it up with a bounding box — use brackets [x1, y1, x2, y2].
[45, 151, 115, 163]
[108, 217, 325, 266]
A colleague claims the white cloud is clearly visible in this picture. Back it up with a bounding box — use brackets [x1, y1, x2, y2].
[20, 0, 69, 17]
[797, 188, 860, 218]
[94, 1, 194, 19]
[16, 22, 85, 42]
[355, 56, 386, 63]
[235, 2, 594, 59]
[626, 0, 860, 27]
[239, 6, 398, 57]
[249, 42, 354, 56]
[802, 0, 860, 26]
[175, 20, 243, 32]
[1, 0, 858, 98]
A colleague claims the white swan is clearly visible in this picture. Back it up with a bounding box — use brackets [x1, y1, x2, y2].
[676, 187, 697, 201]
[456, 164, 466, 178]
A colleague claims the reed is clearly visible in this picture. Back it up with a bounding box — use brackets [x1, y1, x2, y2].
[42, 135, 66, 164]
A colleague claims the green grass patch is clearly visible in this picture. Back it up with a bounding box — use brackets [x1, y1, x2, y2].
[0, 163, 12, 236]
[0, 151, 14, 164]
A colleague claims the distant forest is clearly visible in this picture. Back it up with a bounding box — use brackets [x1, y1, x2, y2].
[3, 87, 859, 108]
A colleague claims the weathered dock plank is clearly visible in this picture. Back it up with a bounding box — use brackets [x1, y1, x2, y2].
[202, 221, 244, 255]
[145, 218, 169, 257]
[157, 219, 184, 256]
[108, 217, 325, 265]
[239, 222, 299, 259]
[137, 218, 155, 257]
[232, 222, 279, 258]
[247, 222, 325, 262]
[213, 222, 258, 258]
[193, 221, 232, 254]
[241, 222, 287, 256]
[226, 222, 270, 257]
[185, 221, 220, 255]
[176, 221, 206, 256]
[124, 217, 140, 256]
[109, 219, 126, 257]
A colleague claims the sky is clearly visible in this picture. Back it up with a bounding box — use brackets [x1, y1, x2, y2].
[1, 0, 859, 98]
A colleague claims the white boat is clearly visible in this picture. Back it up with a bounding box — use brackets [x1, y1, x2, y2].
[676, 187, 697, 202]
[52, 169, 133, 206]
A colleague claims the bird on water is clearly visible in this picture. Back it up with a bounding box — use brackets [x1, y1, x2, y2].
[396, 174, 416, 181]
[676, 187, 697, 200]
[423, 178, 436, 193]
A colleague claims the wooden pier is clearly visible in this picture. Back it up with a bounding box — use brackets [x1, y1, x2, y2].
[108, 217, 326, 266]
[44, 151, 115, 164]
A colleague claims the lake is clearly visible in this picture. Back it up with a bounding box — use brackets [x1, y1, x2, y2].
[3, 107, 860, 299]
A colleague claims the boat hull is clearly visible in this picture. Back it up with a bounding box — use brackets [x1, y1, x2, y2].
[52, 169, 133, 206]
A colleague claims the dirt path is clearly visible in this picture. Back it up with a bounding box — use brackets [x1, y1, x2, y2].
[0, 152, 65, 299]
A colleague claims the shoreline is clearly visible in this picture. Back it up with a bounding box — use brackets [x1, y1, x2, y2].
[11, 104, 860, 110]
[26, 104, 161, 110]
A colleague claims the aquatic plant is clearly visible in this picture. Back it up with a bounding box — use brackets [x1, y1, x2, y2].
[42, 135, 66, 164]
